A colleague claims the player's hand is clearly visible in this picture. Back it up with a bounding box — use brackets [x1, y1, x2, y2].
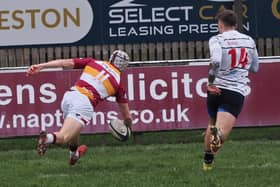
[124, 118, 132, 131]
[26, 64, 42, 76]
[207, 84, 221, 95]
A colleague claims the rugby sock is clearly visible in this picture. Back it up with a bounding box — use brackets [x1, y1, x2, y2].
[204, 150, 214, 164]
[69, 144, 79, 157]
[45, 133, 56, 144]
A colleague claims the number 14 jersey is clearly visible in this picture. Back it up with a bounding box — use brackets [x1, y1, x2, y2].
[209, 30, 259, 96]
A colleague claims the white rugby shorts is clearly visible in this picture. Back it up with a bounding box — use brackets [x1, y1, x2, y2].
[61, 90, 94, 127]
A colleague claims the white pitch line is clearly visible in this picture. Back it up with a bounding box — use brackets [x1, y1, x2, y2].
[219, 162, 280, 169]
[38, 173, 82, 178]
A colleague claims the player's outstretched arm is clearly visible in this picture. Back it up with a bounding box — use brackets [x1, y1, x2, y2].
[26, 59, 75, 76]
[118, 103, 132, 129]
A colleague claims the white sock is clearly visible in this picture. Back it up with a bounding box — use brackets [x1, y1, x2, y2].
[46, 133, 54, 144]
[70, 151, 79, 158]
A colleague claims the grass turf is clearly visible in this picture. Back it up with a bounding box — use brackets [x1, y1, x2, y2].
[0, 140, 279, 187]
[0, 127, 280, 187]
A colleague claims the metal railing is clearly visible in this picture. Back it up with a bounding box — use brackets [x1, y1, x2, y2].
[0, 56, 280, 72]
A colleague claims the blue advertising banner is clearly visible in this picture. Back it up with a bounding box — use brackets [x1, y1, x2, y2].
[0, 0, 279, 47]
[78, 0, 257, 44]
[255, 0, 280, 37]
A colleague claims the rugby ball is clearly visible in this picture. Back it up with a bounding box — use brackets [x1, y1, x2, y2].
[108, 119, 131, 141]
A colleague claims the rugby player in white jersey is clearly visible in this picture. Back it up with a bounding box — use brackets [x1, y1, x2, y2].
[26, 50, 132, 165]
[203, 9, 259, 170]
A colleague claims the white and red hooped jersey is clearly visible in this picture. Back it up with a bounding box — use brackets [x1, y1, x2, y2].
[209, 30, 259, 96]
[73, 58, 128, 107]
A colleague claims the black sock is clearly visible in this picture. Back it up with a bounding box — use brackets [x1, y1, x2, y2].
[204, 150, 214, 164]
[52, 133, 56, 144]
[69, 144, 78, 152]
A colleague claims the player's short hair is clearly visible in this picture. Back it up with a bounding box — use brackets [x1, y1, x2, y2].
[216, 9, 237, 27]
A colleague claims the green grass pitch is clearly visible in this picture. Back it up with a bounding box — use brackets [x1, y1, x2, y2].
[0, 127, 279, 187]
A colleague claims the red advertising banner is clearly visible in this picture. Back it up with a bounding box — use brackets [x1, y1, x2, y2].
[0, 61, 280, 137]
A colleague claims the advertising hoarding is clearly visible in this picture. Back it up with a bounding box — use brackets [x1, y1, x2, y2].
[0, 0, 279, 47]
[0, 60, 279, 137]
